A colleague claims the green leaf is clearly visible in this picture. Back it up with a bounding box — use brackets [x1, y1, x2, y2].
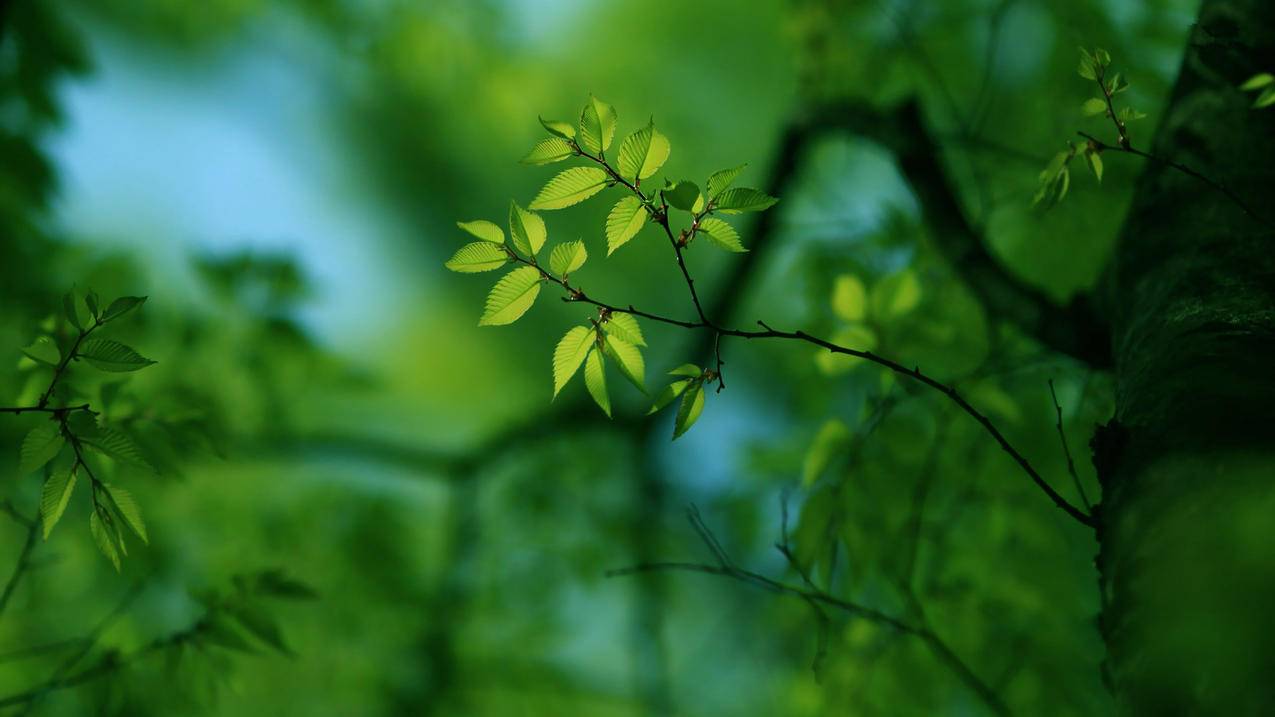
[1085, 149, 1104, 183]
[445, 242, 508, 273]
[20, 423, 64, 474]
[802, 419, 850, 487]
[672, 380, 705, 440]
[698, 217, 745, 252]
[100, 296, 147, 323]
[1240, 73, 1275, 91]
[90, 510, 121, 571]
[529, 167, 609, 210]
[1254, 86, 1275, 109]
[479, 266, 541, 326]
[715, 187, 778, 214]
[63, 292, 82, 330]
[1077, 49, 1096, 80]
[553, 326, 596, 398]
[578, 95, 617, 155]
[606, 196, 648, 254]
[539, 116, 576, 139]
[83, 427, 154, 472]
[103, 484, 147, 544]
[40, 463, 77, 539]
[508, 201, 547, 256]
[84, 291, 99, 319]
[584, 349, 610, 417]
[669, 363, 702, 378]
[200, 612, 257, 653]
[548, 240, 588, 277]
[663, 180, 700, 211]
[1117, 107, 1147, 122]
[831, 274, 867, 321]
[228, 604, 292, 656]
[79, 339, 156, 372]
[647, 379, 689, 415]
[456, 220, 504, 244]
[604, 334, 645, 393]
[521, 137, 575, 165]
[21, 336, 60, 366]
[617, 121, 671, 180]
[706, 164, 746, 200]
[814, 325, 879, 375]
[603, 313, 645, 347]
[1093, 48, 1111, 67]
[871, 270, 922, 319]
[1082, 98, 1107, 116]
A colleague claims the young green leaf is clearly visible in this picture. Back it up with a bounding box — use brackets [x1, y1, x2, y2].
[100, 296, 147, 323]
[1085, 149, 1104, 182]
[548, 240, 588, 277]
[456, 220, 504, 244]
[871, 269, 922, 319]
[529, 167, 609, 210]
[706, 164, 747, 200]
[1117, 107, 1147, 122]
[1082, 98, 1107, 116]
[617, 121, 671, 180]
[521, 137, 575, 165]
[714, 187, 778, 214]
[831, 274, 867, 322]
[802, 419, 850, 487]
[83, 428, 154, 472]
[578, 95, 617, 155]
[647, 379, 689, 415]
[669, 363, 702, 378]
[698, 217, 746, 252]
[445, 242, 508, 273]
[1240, 73, 1274, 91]
[1093, 48, 1111, 67]
[604, 334, 645, 393]
[606, 196, 648, 254]
[90, 510, 121, 571]
[663, 180, 701, 211]
[1253, 87, 1275, 109]
[553, 326, 596, 398]
[540, 116, 576, 139]
[20, 423, 64, 474]
[63, 291, 82, 330]
[479, 266, 542, 326]
[40, 464, 77, 539]
[103, 484, 147, 544]
[603, 313, 645, 347]
[79, 339, 156, 372]
[21, 336, 60, 366]
[84, 291, 99, 319]
[672, 380, 705, 440]
[584, 348, 611, 417]
[509, 201, 547, 256]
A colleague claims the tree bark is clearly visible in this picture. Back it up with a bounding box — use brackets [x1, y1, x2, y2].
[1098, 0, 1275, 712]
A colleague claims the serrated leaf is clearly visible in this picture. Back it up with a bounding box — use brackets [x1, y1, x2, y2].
[604, 334, 645, 392]
[90, 510, 121, 571]
[521, 137, 575, 165]
[456, 220, 504, 244]
[699, 217, 745, 252]
[479, 266, 541, 326]
[669, 363, 702, 378]
[540, 116, 576, 139]
[1082, 98, 1107, 116]
[831, 274, 867, 321]
[553, 326, 595, 398]
[548, 240, 588, 277]
[706, 164, 746, 199]
[83, 427, 154, 472]
[40, 464, 77, 539]
[21, 336, 60, 366]
[79, 339, 156, 372]
[672, 380, 705, 440]
[578, 95, 617, 155]
[100, 296, 146, 323]
[104, 484, 147, 544]
[802, 419, 850, 487]
[617, 121, 671, 180]
[584, 349, 610, 417]
[647, 379, 689, 415]
[509, 201, 547, 256]
[530, 167, 609, 210]
[606, 196, 648, 254]
[603, 313, 645, 346]
[1240, 73, 1274, 91]
[20, 423, 64, 474]
[663, 180, 700, 211]
[714, 187, 778, 214]
[445, 242, 507, 273]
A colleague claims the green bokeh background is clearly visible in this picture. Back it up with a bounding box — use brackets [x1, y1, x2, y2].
[0, 1, 1200, 714]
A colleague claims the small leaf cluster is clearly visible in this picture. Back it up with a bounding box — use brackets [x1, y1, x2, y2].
[1240, 72, 1275, 109]
[444, 97, 779, 437]
[187, 569, 317, 658]
[815, 270, 921, 375]
[12, 290, 158, 569]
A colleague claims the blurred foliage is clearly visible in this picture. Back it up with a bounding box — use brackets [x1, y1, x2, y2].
[0, 0, 1206, 714]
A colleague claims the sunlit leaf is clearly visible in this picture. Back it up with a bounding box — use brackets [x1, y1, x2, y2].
[699, 217, 745, 252]
[456, 220, 504, 244]
[603, 313, 645, 346]
[604, 334, 645, 392]
[584, 348, 610, 417]
[21, 336, 60, 366]
[20, 423, 64, 474]
[1254, 87, 1275, 109]
[479, 266, 541, 326]
[814, 325, 879, 376]
[548, 240, 588, 277]
[1240, 73, 1274, 91]
[539, 116, 576, 139]
[663, 180, 700, 211]
[40, 463, 77, 539]
[606, 196, 648, 254]
[647, 379, 689, 415]
[831, 274, 867, 321]
[714, 187, 778, 214]
[521, 137, 575, 165]
[706, 164, 746, 200]
[578, 95, 617, 155]
[617, 121, 671, 180]
[553, 326, 596, 398]
[508, 201, 547, 256]
[445, 242, 507, 273]
[530, 167, 609, 210]
[669, 363, 702, 378]
[1082, 98, 1107, 116]
[1085, 150, 1104, 183]
[672, 380, 705, 439]
[79, 339, 156, 372]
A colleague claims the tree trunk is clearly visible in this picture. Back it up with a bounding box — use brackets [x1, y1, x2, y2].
[1099, 0, 1275, 712]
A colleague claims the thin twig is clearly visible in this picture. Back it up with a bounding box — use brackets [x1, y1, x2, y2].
[0, 518, 39, 621]
[1048, 379, 1092, 512]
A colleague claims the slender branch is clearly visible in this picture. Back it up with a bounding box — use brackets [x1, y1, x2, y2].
[0, 517, 39, 621]
[1048, 379, 1092, 512]
[0, 404, 94, 415]
[36, 318, 100, 409]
